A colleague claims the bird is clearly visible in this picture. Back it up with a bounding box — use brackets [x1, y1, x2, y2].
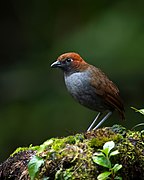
[51, 52, 125, 131]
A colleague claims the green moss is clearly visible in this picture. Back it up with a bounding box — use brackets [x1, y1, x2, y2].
[11, 147, 29, 157]
[88, 129, 122, 148]
[115, 130, 144, 178]
[11, 145, 39, 157]
[8, 125, 144, 179]
[36, 132, 96, 179]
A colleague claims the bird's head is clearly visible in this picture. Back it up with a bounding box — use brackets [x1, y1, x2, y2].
[51, 52, 88, 73]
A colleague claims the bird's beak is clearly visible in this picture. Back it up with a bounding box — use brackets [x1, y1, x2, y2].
[51, 60, 61, 68]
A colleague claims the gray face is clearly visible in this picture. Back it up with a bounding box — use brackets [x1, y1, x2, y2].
[64, 70, 107, 112]
[51, 58, 74, 71]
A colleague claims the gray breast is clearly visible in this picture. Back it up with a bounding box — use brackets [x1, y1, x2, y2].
[64, 71, 90, 95]
[64, 71, 106, 112]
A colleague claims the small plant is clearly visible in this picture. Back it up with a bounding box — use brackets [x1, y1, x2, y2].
[131, 107, 144, 130]
[92, 141, 122, 180]
[28, 155, 44, 180]
[28, 139, 53, 180]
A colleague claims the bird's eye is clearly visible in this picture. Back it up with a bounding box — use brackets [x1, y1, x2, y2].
[65, 58, 73, 62]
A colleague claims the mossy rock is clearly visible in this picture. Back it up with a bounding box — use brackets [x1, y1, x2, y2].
[0, 125, 144, 180]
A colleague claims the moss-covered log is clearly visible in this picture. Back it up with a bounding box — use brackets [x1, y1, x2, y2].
[0, 125, 144, 180]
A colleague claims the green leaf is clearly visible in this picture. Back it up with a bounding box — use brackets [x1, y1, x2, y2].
[28, 155, 44, 180]
[42, 177, 50, 180]
[37, 139, 53, 154]
[101, 148, 109, 157]
[114, 176, 122, 180]
[112, 164, 122, 173]
[131, 107, 144, 115]
[92, 156, 111, 168]
[43, 139, 53, 146]
[109, 150, 119, 157]
[132, 123, 144, 130]
[103, 141, 115, 156]
[93, 152, 105, 157]
[97, 171, 111, 180]
[138, 109, 144, 115]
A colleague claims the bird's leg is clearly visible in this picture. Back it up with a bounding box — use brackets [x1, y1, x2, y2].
[87, 112, 102, 131]
[93, 111, 112, 130]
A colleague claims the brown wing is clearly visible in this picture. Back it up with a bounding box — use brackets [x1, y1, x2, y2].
[105, 89, 125, 120]
[89, 65, 125, 119]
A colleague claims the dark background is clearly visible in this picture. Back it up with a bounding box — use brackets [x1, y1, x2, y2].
[0, 0, 144, 162]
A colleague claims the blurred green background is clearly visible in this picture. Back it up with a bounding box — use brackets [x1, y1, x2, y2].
[0, 0, 144, 162]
